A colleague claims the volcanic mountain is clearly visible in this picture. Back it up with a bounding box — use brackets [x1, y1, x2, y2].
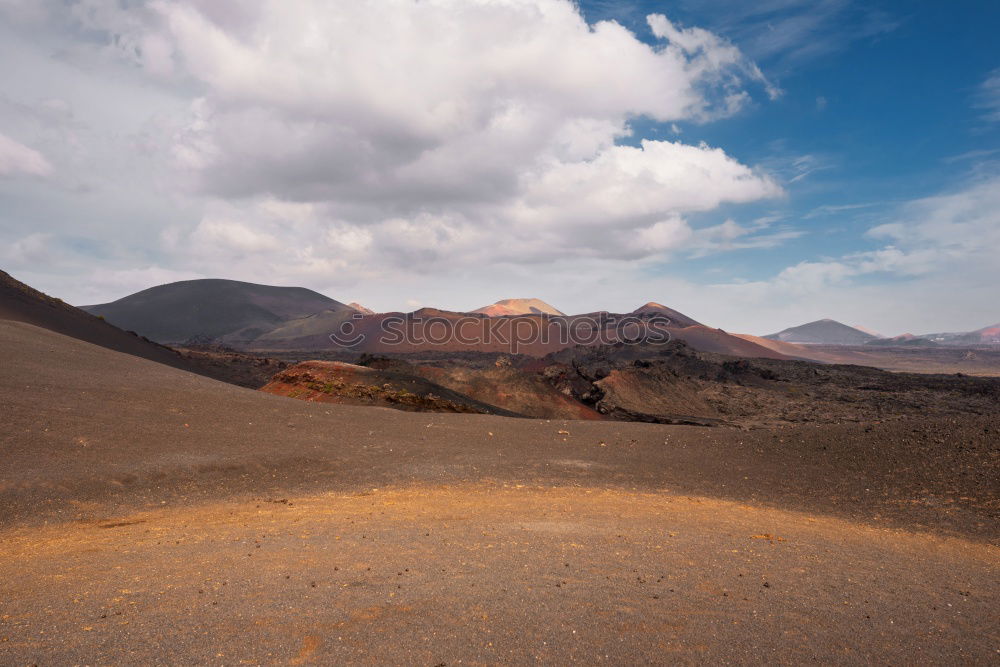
[348, 302, 375, 315]
[68, 277, 797, 359]
[83, 278, 350, 344]
[1, 269, 293, 387]
[471, 298, 564, 317]
[631, 302, 702, 328]
[765, 319, 878, 345]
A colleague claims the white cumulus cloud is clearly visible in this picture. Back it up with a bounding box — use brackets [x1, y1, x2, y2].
[53, 0, 781, 270]
[701, 174, 1000, 334]
[0, 0, 796, 310]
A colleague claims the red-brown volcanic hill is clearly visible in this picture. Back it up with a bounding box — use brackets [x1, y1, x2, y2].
[365, 358, 606, 420]
[253, 309, 572, 354]
[252, 308, 791, 359]
[471, 298, 565, 317]
[260, 360, 522, 416]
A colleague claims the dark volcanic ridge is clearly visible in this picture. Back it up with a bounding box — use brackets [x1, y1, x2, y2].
[67, 276, 998, 357]
[0, 270, 286, 389]
[631, 301, 703, 328]
[72, 278, 743, 356]
[0, 269, 198, 373]
[83, 278, 351, 344]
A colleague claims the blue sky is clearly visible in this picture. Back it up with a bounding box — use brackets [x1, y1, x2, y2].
[0, 1, 997, 335]
[580, 0, 1000, 285]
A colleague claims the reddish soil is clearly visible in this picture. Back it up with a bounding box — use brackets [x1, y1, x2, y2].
[261, 360, 521, 416]
[386, 361, 606, 420]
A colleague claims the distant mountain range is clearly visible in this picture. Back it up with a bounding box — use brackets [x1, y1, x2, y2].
[865, 333, 937, 347]
[46, 276, 997, 353]
[6, 265, 1000, 396]
[64, 278, 793, 358]
[765, 318, 999, 347]
[923, 323, 1000, 346]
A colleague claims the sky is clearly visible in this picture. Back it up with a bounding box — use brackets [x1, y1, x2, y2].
[0, 0, 997, 336]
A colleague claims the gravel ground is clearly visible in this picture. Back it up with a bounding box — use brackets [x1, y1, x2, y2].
[1, 320, 998, 664]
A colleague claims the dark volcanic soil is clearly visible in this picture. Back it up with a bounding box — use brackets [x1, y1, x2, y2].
[295, 341, 1000, 428]
[797, 343, 1000, 376]
[174, 344, 290, 389]
[550, 341, 1000, 428]
[1, 320, 998, 664]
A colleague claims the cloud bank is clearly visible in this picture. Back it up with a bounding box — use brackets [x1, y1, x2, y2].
[21, 0, 995, 336]
[699, 174, 1000, 334]
[14, 0, 778, 278]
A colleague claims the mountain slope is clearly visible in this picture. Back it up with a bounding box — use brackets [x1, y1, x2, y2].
[730, 333, 835, 361]
[1, 269, 291, 388]
[348, 302, 375, 314]
[83, 278, 348, 343]
[865, 333, 937, 347]
[765, 319, 878, 345]
[668, 326, 790, 359]
[924, 322, 1000, 345]
[472, 298, 564, 317]
[853, 325, 885, 339]
[251, 309, 790, 359]
[976, 323, 1000, 343]
[631, 302, 702, 328]
[0, 269, 197, 372]
[260, 360, 523, 416]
